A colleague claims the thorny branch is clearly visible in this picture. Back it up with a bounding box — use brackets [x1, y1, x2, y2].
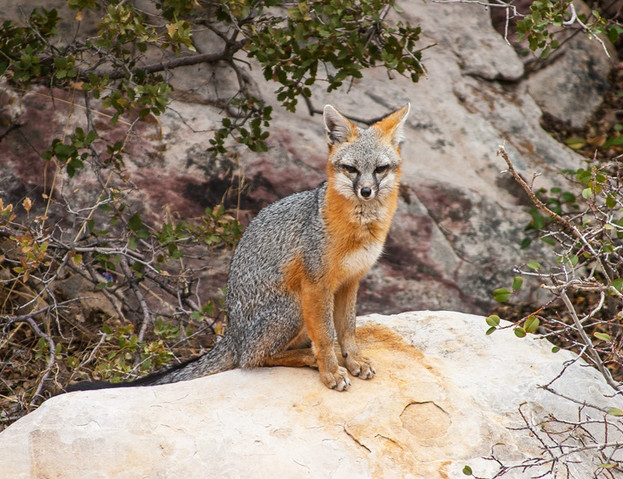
[497, 146, 613, 282]
[498, 146, 623, 383]
[119, 257, 151, 346]
[477, 147, 623, 477]
[560, 290, 620, 391]
[433, 0, 613, 56]
[83, 47, 244, 81]
[498, 147, 582, 238]
[475, 398, 623, 479]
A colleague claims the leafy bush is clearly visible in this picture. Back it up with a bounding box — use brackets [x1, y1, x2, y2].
[488, 92, 623, 391]
[481, 146, 623, 479]
[489, 0, 622, 59]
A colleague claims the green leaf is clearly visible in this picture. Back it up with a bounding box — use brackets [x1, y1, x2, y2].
[524, 316, 540, 334]
[86, 129, 98, 144]
[598, 462, 619, 469]
[493, 288, 511, 303]
[540, 236, 556, 246]
[561, 192, 576, 203]
[561, 254, 578, 267]
[128, 213, 142, 231]
[190, 311, 203, 321]
[564, 136, 585, 150]
[462, 465, 473, 475]
[486, 326, 496, 335]
[486, 315, 500, 327]
[594, 332, 611, 342]
[531, 212, 546, 230]
[136, 228, 150, 240]
[604, 135, 623, 148]
[575, 169, 592, 184]
[607, 407, 623, 417]
[514, 327, 526, 338]
[611, 278, 623, 293]
[551, 346, 560, 353]
[526, 261, 541, 271]
[582, 187, 592, 199]
[512, 276, 523, 292]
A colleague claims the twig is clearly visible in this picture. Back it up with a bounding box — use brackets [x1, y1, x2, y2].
[81, 48, 242, 81]
[497, 146, 611, 280]
[0, 122, 22, 142]
[559, 290, 621, 391]
[80, 332, 107, 368]
[301, 97, 391, 125]
[563, 3, 610, 58]
[119, 257, 151, 345]
[497, 146, 577, 234]
[12, 316, 56, 405]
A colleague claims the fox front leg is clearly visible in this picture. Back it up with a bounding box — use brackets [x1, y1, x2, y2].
[334, 279, 375, 380]
[300, 281, 351, 391]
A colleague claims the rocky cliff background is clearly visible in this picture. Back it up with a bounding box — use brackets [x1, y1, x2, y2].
[1, 0, 618, 315]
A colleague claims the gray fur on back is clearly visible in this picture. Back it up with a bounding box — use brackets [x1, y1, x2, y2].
[225, 183, 329, 366]
[105, 183, 330, 386]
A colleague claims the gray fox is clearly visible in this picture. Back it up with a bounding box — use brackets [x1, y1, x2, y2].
[67, 103, 410, 393]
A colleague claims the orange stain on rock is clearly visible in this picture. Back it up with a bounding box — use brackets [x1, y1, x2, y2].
[290, 321, 475, 479]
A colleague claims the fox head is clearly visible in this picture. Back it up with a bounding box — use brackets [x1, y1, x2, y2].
[323, 104, 410, 204]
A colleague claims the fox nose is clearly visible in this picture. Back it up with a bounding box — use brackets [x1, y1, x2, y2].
[360, 187, 372, 198]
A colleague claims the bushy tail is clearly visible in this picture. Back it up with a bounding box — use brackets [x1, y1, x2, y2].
[65, 337, 236, 392]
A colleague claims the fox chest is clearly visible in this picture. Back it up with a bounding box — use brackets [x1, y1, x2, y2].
[340, 241, 384, 278]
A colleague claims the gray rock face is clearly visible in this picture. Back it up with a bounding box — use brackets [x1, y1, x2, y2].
[1, 311, 621, 479]
[524, 7, 614, 129]
[0, 0, 613, 314]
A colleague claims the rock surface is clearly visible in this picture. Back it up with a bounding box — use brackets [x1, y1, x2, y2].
[0, 1, 614, 315]
[1, 311, 621, 479]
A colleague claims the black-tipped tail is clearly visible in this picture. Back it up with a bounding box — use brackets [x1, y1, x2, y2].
[65, 337, 236, 392]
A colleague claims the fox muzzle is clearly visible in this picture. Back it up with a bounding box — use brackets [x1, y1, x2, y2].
[356, 184, 377, 201]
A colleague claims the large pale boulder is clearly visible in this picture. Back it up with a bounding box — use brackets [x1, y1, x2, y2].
[1, 311, 621, 479]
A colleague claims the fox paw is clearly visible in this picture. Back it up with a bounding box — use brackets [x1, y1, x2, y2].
[321, 366, 351, 391]
[345, 355, 375, 380]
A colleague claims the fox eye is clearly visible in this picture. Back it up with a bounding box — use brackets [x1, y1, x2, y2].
[342, 165, 359, 174]
[375, 165, 389, 174]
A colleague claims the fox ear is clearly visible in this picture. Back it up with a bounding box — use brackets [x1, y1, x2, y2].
[374, 103, 410, 146]
[323, 105, 357, 145]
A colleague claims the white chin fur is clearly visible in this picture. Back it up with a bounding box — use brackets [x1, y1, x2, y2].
[341, 241, 384, 278]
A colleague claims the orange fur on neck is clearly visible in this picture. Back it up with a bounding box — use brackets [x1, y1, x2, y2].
[321, 167, 400, 290]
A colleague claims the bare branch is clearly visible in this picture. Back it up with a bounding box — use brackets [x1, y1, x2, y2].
[559, 291, 620, 391]
[80, 49, 239, 81]
[119, 257, 151, 345]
